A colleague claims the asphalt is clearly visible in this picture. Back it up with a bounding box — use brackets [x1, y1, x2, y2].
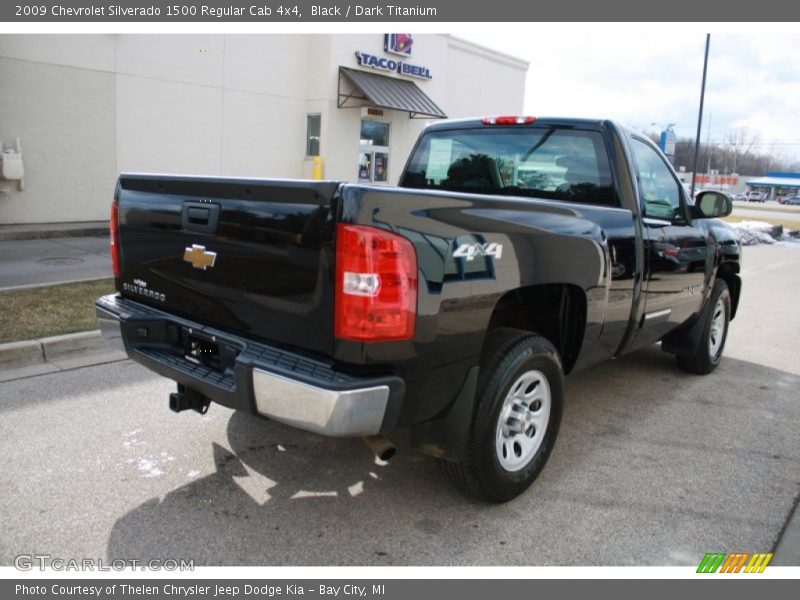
[0, 244, 798, 566]
[731, 200, 800, 225]
[0, 235, 111, 290]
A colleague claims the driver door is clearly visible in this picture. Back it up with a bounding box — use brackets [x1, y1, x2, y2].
[629, 136, 709, 346]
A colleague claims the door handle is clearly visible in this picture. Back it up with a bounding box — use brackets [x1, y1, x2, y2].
[642, 217, 671, 228]
[182, 201, 220, 234]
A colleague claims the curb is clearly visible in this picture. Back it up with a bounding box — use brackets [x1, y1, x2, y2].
[0, 339, 44, 367]
[773, 495, 800, 566]
[0, 330, 106, 368]
[0, 224, 107, 242]
[0, 276, 111, 293]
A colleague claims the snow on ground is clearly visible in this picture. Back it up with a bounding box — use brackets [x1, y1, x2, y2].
[729, 220, 799, 246]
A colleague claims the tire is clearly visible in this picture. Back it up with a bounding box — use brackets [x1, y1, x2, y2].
[676, 279, 731, 375]
[442, 329, 564, 503]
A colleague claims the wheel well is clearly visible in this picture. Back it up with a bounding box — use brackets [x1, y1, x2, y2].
[485, 284, 586, 373]
[716, 263, 741, 319]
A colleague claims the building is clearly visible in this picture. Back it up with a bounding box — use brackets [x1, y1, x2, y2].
[0, 34, 528, 225]
[675, 170, 744, 193]
[744, 172, 800, 200]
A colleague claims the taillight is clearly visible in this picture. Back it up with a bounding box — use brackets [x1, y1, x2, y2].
[110, 200, 120, 278]
[481, 115, 536, 125]
[334, 223, 417, 342]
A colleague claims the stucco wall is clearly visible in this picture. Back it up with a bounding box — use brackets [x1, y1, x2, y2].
[0, 34, 527, 225]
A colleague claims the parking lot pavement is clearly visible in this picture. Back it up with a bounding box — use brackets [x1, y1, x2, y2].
[0, 235, 110, 290]
[0, 245, 798, 566]
[731, 200, 800, 225]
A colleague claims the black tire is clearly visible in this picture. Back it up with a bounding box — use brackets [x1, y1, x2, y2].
[442, 329, 564, 503]
[676, 279, 731, 375]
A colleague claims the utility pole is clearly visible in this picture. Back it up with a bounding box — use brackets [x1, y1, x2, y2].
[705, 112, 712, 176]
[690, 34, 710, 198]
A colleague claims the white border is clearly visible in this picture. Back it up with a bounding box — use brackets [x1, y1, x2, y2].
[1, 17, 798, 581]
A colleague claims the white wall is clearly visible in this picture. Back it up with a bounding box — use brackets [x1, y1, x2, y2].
[114, 35, 309, 178]
[0, 34, 527, 225]
[0, 44, 116, 223]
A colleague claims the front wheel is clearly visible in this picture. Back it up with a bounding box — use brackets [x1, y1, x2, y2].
[676, 279, 731, 374]
[442, 330, 564, 503]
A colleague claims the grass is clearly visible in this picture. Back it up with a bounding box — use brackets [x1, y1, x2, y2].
[0, 278, 115, 344]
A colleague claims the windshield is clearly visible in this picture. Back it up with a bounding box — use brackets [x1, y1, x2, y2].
[401, 126, 617, 207]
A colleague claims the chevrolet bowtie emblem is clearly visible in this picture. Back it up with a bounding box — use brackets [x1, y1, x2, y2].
[183, 244, 217, 270]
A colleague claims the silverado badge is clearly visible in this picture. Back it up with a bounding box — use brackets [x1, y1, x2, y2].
[183, 244, 217, 270]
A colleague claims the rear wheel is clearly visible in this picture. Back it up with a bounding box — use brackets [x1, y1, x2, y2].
[676, 279, 731, 374]
[442, 329, 564, 502]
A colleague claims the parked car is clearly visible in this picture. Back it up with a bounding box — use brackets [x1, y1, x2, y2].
[96, 116, 741, 502]
[779, 195, 800, 205]
[746, 190, 767, 202]
[732, 192, 747, 202]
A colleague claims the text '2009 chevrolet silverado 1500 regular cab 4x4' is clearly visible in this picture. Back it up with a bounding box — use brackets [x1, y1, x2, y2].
[96, 116, 742, 502]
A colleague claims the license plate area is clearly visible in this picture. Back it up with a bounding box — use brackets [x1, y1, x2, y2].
[183, 328, 238, 373]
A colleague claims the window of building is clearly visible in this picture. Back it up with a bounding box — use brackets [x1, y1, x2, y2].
[306, 114, 321, 156]
[360, 120, 390, 147]
[359, 119, 391, 183]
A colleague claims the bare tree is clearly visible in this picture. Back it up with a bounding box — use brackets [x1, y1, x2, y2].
[647, 127, 800, 176]
[722, 128, 759, 174]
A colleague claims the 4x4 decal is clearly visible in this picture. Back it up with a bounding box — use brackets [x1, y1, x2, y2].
[453, 242, 503, 261]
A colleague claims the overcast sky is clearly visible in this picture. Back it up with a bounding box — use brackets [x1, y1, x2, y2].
[458, 31, 800, 163]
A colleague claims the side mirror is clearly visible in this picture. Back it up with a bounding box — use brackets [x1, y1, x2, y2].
[696, 190, 733, 218]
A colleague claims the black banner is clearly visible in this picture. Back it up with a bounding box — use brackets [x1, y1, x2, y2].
[2, 0, 800, 22]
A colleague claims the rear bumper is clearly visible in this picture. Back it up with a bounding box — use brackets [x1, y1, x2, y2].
[95, 294, 404, 437]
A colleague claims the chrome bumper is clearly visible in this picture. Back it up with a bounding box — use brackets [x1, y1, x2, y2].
[252, 369, 389, 437]
[95, 295, 400, 438]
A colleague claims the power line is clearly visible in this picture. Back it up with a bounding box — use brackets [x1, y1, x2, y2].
[702, 141, 800, 147]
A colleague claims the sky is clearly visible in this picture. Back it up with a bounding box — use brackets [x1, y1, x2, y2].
[457, 30, 800, 163]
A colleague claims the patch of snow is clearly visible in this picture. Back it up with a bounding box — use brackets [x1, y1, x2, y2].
[290, 490, 338, 499]
[729, 220, 781, 245]
[348, 481, 364, 497]
[134, 453, 175, 478]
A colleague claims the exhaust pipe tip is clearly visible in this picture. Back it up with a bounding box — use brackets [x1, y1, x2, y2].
[363, 435, 396, 462]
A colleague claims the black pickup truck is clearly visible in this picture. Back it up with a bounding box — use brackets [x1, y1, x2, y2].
[96, 116, 741, 502]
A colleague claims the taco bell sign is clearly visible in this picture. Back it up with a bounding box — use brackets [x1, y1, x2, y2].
[355, 51, 432, 80]
[385, 34, 413, 56]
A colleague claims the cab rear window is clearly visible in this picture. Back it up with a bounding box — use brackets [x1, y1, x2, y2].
[401, 127, 617, 207]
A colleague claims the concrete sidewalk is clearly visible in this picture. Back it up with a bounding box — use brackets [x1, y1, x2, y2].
[0, 234, 111, 290]
[0, 330, 126, 383]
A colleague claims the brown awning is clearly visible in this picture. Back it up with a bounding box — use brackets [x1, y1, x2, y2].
[338, 67, 447, 119]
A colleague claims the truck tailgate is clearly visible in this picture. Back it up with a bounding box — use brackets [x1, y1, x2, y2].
[116, 174, 339, 357]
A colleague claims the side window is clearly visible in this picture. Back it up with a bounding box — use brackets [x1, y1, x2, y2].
[630, 138, 684, 220]
[305, 114, 321, 156]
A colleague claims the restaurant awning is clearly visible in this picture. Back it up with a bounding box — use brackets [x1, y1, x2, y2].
[338, 67, 447, 119]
